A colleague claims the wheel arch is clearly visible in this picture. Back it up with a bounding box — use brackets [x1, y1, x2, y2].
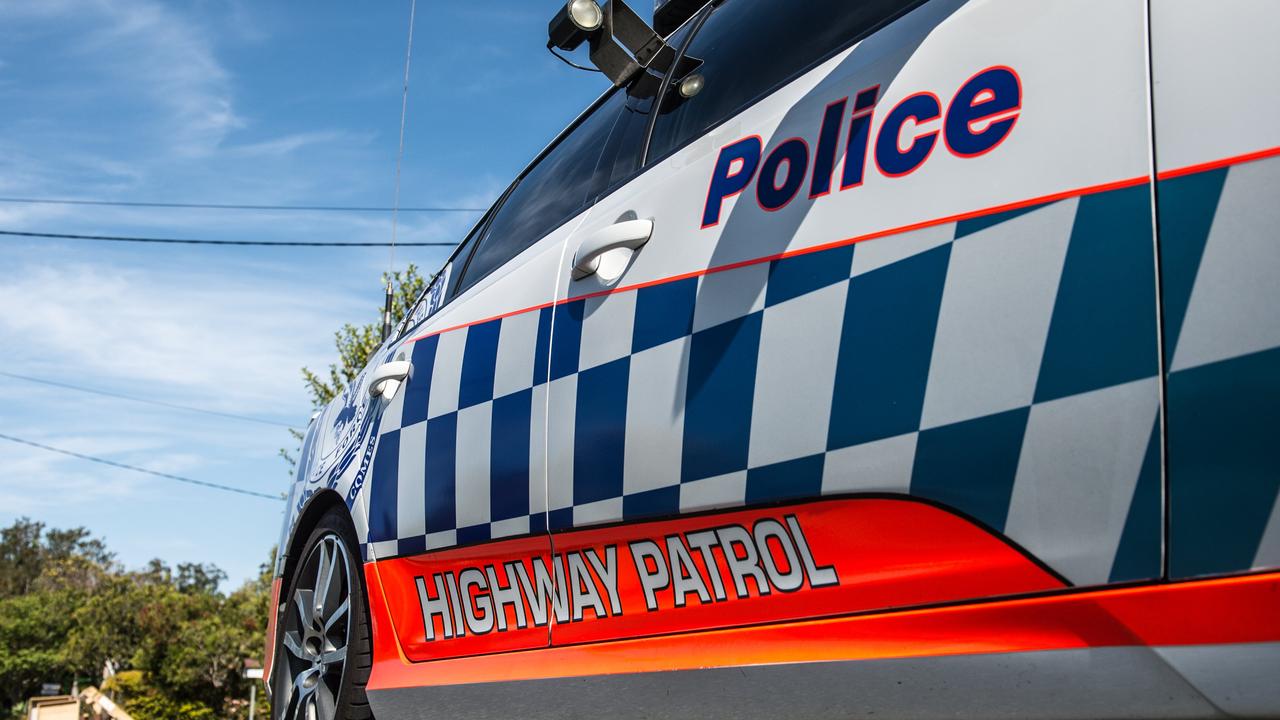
[269, 488, 369, 705]
[280, 489, 353, 589]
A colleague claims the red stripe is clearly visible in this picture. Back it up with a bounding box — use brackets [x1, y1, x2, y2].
[367, 571, 1280, 690]
[406, 144, 1278, 345]
[1156, 145, 1280, 181]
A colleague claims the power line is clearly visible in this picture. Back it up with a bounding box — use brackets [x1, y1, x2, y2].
[0, 370, 300, 429]
[0, 229, 457, 247]
[0, 197, 485, 213]
[0, 432, 285, 501]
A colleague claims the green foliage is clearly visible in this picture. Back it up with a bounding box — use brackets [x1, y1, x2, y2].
[0, 518, 274, 720]
[280, 264, 428, 469]
[107, 673, 216, 720]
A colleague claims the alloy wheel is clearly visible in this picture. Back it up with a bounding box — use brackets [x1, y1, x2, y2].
[277, 533, 352, 720]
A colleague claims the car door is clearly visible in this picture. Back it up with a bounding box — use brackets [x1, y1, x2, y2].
[359, 83, 660, 663]
[1149, 0, 1280, 581]
[542, 0, 1164, 648]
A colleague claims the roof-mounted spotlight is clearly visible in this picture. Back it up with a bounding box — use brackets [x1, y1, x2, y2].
[547, 0, 682, 88]
[549, 0, 605, 51]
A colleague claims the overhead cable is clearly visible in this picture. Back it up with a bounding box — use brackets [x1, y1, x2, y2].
[0, 370, 300, 429]
[0, 229, 457, 247]
[0, 432, 285, 501]
[0, 197, 485, 213]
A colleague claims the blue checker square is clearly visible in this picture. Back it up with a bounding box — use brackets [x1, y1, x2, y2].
[548, 507, 574, 532]
[1155, 167, 1229, 363]
[910, 407, 1029, 533]
[1034, 184, 1159, 403]
[533, 306, 554, 386]
[746, 454, 825, 505]
[528, 512, 548, 534]
[827, 243, 951, 450]
[458, 319, 501, 409]
[573, 356, 630, 505]
[490, 389, 532, 521]
[456, 524, 492, 545]
[623, 486, 680, 521]
[424, 413, 458, 532]
[632, 276, 697, 354]
[401, 335, 439, 427]
[682, 312, 763, 483]
[549, 300, 586, 382]
[367, 429, 401, 543]
[397, 535, 427, 557]
[765, 243, 854, 307]
[1167, 346, 1280, 579]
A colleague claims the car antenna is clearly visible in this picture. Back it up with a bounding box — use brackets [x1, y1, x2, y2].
[385, 0, 418, 342]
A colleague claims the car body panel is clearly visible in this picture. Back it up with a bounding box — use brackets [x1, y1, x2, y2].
[267, 0, 1280, 715]
[1149, 0, 1280, 580]
[546, 0, 1159, 640]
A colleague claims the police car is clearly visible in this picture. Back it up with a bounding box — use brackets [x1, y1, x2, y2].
[266, 0, 1280, 717]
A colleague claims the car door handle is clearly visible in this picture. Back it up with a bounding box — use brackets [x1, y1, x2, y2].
[369, 360, 412, 399]
[571, 218, 653, 280]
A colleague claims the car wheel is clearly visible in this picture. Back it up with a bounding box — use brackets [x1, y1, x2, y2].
[273, 510, 373, 720]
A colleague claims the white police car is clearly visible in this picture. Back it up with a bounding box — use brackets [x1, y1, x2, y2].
[267, 1, 1280, 718]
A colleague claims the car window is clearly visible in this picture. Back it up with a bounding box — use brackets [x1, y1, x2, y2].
[456, 88, 649, 295]
[648, 0, 926, 162]
[446, 214, 489, 299]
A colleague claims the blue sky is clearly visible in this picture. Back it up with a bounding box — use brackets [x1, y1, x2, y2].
[0, 0, 627, 588]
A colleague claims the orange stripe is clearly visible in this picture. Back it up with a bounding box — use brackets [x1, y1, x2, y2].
[1156, 145, 1280, 181]
[367, 571, 1280, 690]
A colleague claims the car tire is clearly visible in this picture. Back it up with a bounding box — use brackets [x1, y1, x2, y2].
[272, 509, 374, 720]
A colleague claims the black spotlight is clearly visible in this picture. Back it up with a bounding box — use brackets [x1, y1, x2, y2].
[548, 0, 684, 88]
[548, 0, 605, 51]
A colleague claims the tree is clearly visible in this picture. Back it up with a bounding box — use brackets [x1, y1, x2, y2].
[0, 519, 113, 713]
[280, 264, 427, 468]
[0, 519, 113, 599]
[0, 518, 276, 720]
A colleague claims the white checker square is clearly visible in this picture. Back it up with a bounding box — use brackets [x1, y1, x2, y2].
[454, 403, 492, 528]
[490, 515, 531, 540]
[821, 432, 918, 496]
[679, 471, 747, 513]
[573, 497, 624, 527]
[427, 327, 468, 419]
[693, 262, 769, 333]
[546, 374, 578, 512]
[624, 337, 689, 495]
[579, 291, 637, 371]
[396, 421, 427, 539]
[426, 529, 457, 551]
[749, 282, 847, 468]
[493, 310, 541, 399]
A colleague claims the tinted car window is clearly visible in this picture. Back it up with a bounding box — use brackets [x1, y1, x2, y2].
[457, 88, 648, 295]
[648, 0, 924, 161]
[444, 214, 489, 299]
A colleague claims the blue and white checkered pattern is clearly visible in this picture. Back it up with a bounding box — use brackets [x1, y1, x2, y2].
[364, 157, 1280, 586]
[1159, 156, 1280, 579]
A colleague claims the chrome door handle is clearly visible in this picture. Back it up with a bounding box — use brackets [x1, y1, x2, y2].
[571, 218, 653, 280]
[369, 360, 412, 399]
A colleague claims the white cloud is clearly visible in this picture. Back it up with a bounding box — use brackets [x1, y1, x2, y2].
[74, 0, 243, 157]
[0, 256, 367, 416]
[227, 131, 359, 158]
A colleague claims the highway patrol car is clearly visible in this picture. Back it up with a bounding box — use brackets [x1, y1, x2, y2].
[267, 0, 1280, 718]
